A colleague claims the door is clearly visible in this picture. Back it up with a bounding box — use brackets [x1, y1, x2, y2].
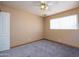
[0, 12, 10, 51]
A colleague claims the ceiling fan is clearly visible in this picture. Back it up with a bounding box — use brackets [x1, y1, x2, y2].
[39, 1, 58, 17]
[29, 1, 58, 17]
[40, 1, 48, 17]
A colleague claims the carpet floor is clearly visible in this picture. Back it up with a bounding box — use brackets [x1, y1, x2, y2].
[0, 40, 79, 57]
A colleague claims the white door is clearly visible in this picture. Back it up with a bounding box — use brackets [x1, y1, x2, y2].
[0, 12, 10, 51]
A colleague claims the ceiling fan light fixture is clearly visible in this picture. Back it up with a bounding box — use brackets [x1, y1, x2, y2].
[40, 1, 48, 17]
[41, 4, 45, 10]
[40, 2, 48, 10]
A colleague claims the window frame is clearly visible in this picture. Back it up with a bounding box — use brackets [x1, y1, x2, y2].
[50, 14, 78, 29]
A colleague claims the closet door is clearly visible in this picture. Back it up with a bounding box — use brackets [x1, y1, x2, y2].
[0, 12, 10, 51]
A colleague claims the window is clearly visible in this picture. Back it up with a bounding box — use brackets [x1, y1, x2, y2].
[50, 15, 78, 29]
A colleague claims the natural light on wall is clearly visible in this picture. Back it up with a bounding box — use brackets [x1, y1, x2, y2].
[50, 15, 78, 29]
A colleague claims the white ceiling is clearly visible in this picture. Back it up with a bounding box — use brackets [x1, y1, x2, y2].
[1, 1, 79, 17]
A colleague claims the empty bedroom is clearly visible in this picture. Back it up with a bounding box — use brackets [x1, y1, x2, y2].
[0, 0, 79, 57]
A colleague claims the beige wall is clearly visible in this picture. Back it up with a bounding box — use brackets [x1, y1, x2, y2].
[44, 7, 79, 47]
[0, 4, 79, 48]
[0, 5, 43, 47]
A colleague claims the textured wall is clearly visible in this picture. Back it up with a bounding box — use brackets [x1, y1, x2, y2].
[0, 4, 79, 48]
[0, 4, 43, 47]
[44, 7, 79, 47]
